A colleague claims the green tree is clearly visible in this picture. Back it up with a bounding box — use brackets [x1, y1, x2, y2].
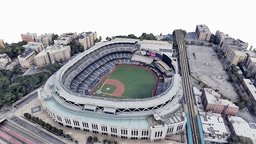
[139, 33, 156, 40]
[94, 36, 102, 43]
[0, 76, 11, 89]
[57, 129, 64, 136]
[52, 34, 59, 40]
[106, 37, 112, 41]
[68, 41, 81, 56]
[93, 137, 98, 142]
[0, 42, 26, 58]
[227, 135, 253, 144]
[240, 93, 250, 105]
[251, 102, 256, 115]
[127, 34, 138, 39]
[24, 113, 32, 119]
[44, 123, 52, 130]
[4, 93, 16, 105]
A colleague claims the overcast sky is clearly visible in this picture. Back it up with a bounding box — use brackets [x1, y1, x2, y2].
[0, 0, 255, 47]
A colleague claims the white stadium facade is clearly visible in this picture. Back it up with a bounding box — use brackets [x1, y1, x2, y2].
[38, 38, 186, 141]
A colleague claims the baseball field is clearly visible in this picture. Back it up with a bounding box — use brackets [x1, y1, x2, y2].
[92, 64, 158, 99]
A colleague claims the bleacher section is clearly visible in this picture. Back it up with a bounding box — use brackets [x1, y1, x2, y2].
[63, 43, 135, 95]
[154, 61, 173, 77]
[71, 53, 132, 95]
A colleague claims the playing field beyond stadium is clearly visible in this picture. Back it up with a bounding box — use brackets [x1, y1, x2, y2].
[93, 64, 158, 99]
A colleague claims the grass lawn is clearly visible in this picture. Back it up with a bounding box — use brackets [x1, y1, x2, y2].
[95, 64, 157, 99]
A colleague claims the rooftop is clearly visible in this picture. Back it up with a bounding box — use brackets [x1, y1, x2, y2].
[146, 111, 185, 127]
[197, 24, 211, 33]
[228, 116, 256, 142]
[22, 42, 43, 50]
[36, 45, 70, 57]
[146, 115, 164, 127]
[19, 49, 35, 58]
[201, 114, 229, 135]
[243, 78, 256, 100]
[21, 32, 37, 36]
[225, 38, 248, 49]
[204, 88, 238, 107]
[248, 57, 256, 63]
[201, 114, 230, 143]
[0, 53, 10, 59]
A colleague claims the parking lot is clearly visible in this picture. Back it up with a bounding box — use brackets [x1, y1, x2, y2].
[186, 45, 238, 101]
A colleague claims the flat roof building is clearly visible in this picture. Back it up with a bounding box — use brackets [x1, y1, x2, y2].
[18, 49, 36, 68]
[60, 32, 78, 40]
[242, 79, 256, 103]
[138, 40, 173, 58]
[200, 114, 230, 143]
[221, 38, 248, 65]
[215, 31, 231, 45]
[246, 57, 256, 71]
[226, 48, 248, 65]
[0, 39, 5, 48]
[78, 31, 97, 50]
[228, 116, 256, 143]
[54, 37, 71, 45]
[21, 32, 37, 42]
[34, 45, 71, 67]
[195, 24, 212, 41]
[202, 88, 239, 116]
[22, 42, 44, 53]
[35, 33, 53, 47]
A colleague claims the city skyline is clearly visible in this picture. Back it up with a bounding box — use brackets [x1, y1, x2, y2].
[0, 0, 255, 48]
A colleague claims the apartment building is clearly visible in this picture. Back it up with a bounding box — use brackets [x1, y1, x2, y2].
[22, 42, 44, 53]
[228, 116, 256, 143]
[54, 32, 78, 45]
[18, 49, 36, 68]
[200, 114, 230, 143]
[0, 39, 5, 48]
[21, 33, 37, 42]
[34, 45, 71, 67]
[78, 31, 97, 50]
[221, 38, 248, 65]
[202, 88, 239, 116]
[35, 33, 54, 47]
[215, 31, 231, 45]
[242, 79, 256, 103]
[195, 24, 211, 41]
[226, 47, 248, 65]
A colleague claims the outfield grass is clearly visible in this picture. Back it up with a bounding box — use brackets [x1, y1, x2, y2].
[96, 64, 157, 99]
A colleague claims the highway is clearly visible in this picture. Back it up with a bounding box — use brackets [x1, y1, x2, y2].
[10, 116, 64, 144]
[174, 30, 201, 144]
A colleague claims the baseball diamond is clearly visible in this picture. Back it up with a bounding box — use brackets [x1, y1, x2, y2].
[93, 64, 158, 99]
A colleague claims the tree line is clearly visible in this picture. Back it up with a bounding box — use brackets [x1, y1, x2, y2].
[0, 63, 61, 108]
[24, 113, 64, 136]
[0, 41, 27, 58]
[111, 33, 156, 41]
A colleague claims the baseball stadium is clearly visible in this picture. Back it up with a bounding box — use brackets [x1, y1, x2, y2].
[39, 39, 186, 141]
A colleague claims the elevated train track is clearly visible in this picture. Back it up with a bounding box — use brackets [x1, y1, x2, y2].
[174, 30, 202, 144]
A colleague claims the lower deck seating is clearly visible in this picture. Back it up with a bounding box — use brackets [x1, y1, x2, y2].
[70, 52, 132, 95]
